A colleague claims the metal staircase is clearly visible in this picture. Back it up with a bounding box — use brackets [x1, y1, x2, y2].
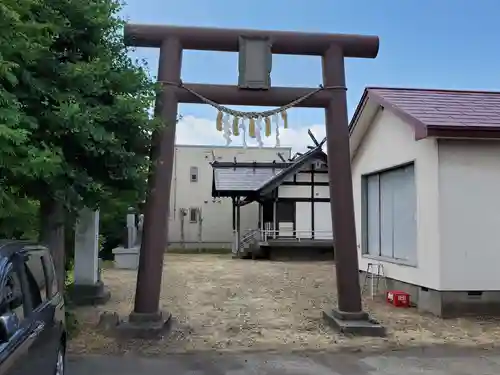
[233, 229, 260, 258]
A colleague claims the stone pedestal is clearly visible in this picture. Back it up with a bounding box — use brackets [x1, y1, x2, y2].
[68, 281, 111, 306]
[98, 310, 172, 340]
[70, 208, 110, 306]
[322, 309, 386, 337]
[112, 246, 140, 270]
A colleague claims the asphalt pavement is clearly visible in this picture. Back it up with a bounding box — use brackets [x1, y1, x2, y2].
[67, 347, 500, 375]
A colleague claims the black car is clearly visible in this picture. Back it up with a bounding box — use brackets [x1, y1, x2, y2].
[0, 240, 66, 375]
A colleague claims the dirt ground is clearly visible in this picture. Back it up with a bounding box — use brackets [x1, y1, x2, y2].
[68, 254, 500, 356]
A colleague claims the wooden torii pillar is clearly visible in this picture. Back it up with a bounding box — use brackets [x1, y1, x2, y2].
[123, 24, 384, 335]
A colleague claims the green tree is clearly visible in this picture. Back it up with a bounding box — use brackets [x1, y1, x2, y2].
[1, 0, 158, 285]
[0, 0, 65, 239]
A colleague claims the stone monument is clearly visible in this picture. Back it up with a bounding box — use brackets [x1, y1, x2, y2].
[126, 208, 137, 248]
[136, 213, 144, 246]
[70, 208, 110, 305]
[113, 209, 142, 270]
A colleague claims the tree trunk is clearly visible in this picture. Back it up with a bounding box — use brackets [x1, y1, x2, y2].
[39, 196, 66, 292]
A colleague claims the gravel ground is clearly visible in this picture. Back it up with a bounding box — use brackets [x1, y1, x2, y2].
[68, 254, 500, 356]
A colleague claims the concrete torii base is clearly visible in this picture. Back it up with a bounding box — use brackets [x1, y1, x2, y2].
[98, 310, 172, 340]
[323, 309, 386, 337]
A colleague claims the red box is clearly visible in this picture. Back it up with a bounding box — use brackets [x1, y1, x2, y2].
[386, 290, 410, 308]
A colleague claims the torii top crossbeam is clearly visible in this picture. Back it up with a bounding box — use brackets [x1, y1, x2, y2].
[124, 24, 379, 58]
[123, 25, 379, 109]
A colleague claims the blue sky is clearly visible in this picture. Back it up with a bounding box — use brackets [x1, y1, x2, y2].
[121, 0, 500, 149]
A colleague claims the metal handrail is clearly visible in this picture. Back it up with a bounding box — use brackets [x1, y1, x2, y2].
[232, 228, 260, 254]
[241, 229, 259, 243]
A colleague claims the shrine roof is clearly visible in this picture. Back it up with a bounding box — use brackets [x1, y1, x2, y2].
[211, 140, 327, 200]
[212, 165, 284, 196]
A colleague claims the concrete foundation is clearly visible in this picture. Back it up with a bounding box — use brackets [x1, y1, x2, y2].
[98, 310, 172, 340]
[167, 242, 232, 250]
[322, 309, 386, 337]
[359, 270, 500, 318]
[67, 281, 110, 306]
[113, 246, 140, 270]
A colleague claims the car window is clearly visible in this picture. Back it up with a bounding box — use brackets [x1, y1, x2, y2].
[42, 253, 58, 297]
[0, 268, 24, 321]
[24, 253, 48, 309]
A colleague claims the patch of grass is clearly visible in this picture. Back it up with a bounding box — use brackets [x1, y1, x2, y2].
[167, 247, 232, 254]
[63, 267, 79, 338]
[64, 307, 79, 338]
[65, 268, 74, 287]
[100, 260, 115, 269]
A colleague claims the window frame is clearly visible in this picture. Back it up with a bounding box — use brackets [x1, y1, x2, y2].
[21, 248, 52, 312]
[41, 252, 58, 298]
[361, 161, 417, 267]
[189, 166, 199, 183]
[0, 261, 26, 323]
[189, 207, 199, 223]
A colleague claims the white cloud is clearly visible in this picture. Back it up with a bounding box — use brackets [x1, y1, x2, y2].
[175, 115, 326, 153]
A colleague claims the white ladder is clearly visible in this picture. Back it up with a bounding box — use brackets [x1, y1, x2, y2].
[362, 262, 387, 299]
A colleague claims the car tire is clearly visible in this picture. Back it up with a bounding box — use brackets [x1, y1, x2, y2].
[54, 345, 65, 375]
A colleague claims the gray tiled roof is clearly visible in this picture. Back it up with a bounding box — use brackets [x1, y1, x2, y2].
[214, 167, 283, 191]
[369, 88, 500, 128]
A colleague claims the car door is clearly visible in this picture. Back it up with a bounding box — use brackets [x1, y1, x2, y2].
[20, 249, 59, 375]
[0, 261, 36, 375]
[41, 249, 65, 343]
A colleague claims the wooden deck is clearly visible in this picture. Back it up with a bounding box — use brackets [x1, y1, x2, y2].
[259, 238, 333, 248]
[235, 238, 335, 260]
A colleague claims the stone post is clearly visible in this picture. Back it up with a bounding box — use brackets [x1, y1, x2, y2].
[126, 210, 137, 248]
[112, 210, 141, 270]
[71, 208, 110, 306]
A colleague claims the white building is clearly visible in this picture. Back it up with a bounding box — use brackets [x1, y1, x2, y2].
[167, 144, 292, 248]
[350, 87, 500, 317]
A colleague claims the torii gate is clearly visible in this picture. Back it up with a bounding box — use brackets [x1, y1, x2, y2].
[123, 24, 383, 335]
